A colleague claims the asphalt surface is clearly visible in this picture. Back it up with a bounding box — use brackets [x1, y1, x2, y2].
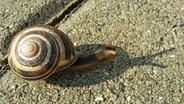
[0, 0, 184, 103]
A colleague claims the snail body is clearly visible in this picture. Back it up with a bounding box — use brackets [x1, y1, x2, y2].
[7, 24, 118, 80]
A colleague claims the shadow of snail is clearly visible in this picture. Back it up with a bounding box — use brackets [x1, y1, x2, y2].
[0, 24, 175, 87]
[47, 45, 175, 87]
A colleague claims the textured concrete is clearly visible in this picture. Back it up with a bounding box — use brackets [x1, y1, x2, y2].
[0, 0, 184, 104]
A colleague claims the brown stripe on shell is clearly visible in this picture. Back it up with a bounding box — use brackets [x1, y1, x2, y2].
[52, 28, 75, 62]
[9, 58, 55, 80]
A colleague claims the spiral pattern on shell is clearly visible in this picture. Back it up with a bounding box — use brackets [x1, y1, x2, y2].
[8, 25, 77, 80]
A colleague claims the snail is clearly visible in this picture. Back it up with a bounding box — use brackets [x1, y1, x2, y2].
[0, 24, 122, 80]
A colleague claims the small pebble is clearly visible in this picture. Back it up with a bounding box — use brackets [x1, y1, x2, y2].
[73, 42, 77, 46]
[104, 71, 110, 76]
[11, 84, 18, 89]
[159, 96, 163, 100]
[127, 96, 131, 102]
[0, 91, 5, 96]
[95, 95, 104, 102]
[180, 87, 184, 94]
[169, 55, 175, 58]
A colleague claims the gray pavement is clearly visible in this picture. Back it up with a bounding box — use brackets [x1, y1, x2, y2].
[0, 0, 184, 103]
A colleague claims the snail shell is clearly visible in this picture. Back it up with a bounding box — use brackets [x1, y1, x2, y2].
[8, 25, 78, 80]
